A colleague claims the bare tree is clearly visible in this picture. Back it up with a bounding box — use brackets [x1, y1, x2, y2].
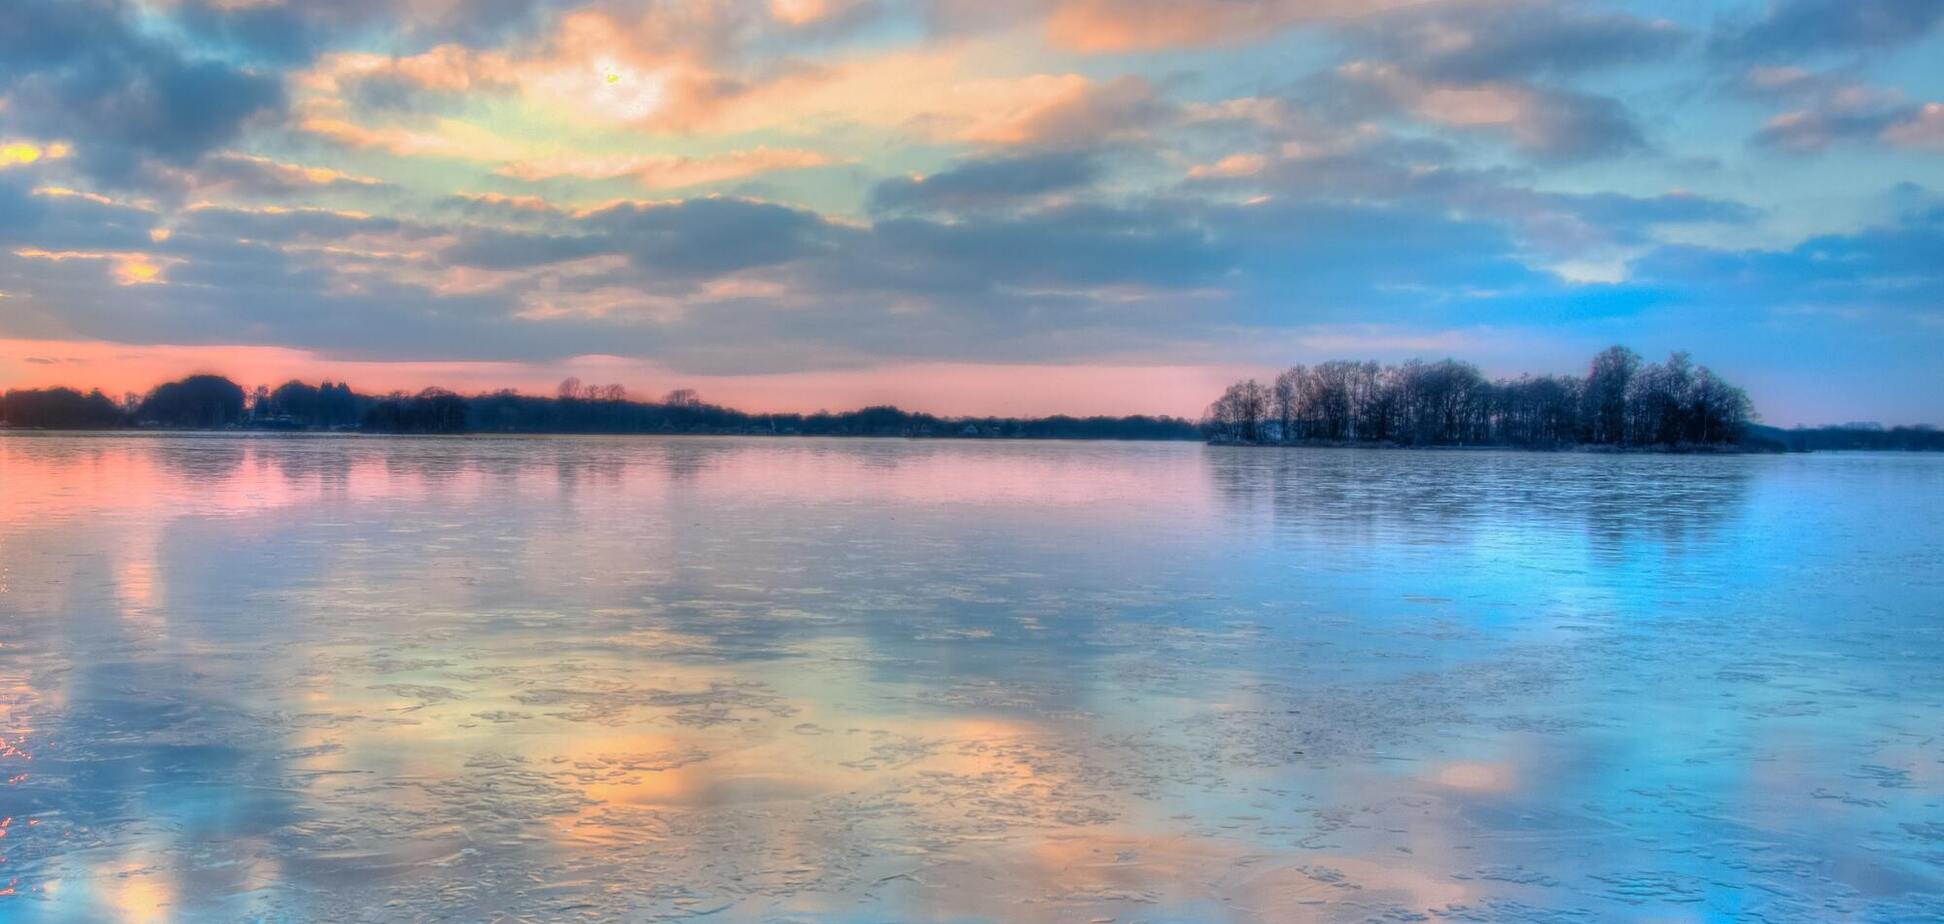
[1273, 367, 1304, 442]
[1582, 345, 1639, 444]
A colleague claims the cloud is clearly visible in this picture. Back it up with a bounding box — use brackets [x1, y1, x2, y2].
[1181, 114, 1754, 264]
[11, 247, 177, 286]
[288, 9, 725, 141]
[767, 0, 881, 30]
[850, 202, 1231, 296]
[287, 13, 1163, 163]
[174, 204, 409, 243]
[162, 0, 567, 65]
[1330, 63, 1647, 161]
[445, 196, 838, 279]
[499, 147, 834, 189]
[960, 75, 1176, 149]
[1307, 2, 1684, 162]
[1740, 68, 1944, 152]
[869, 151, 1101, 213]
[924, 0, 1430, 53]
[0, 0, 285, 184]
[1711, 0, 1944, 60]
[1351, 0, 1686, 83]
[0, 177, 159, 251]
[0, 164, 1892, 395]
[1, 141, 74, 169]
[182, 153, 389, 196]
[1630, 197, 1944, 325]
[1883, 104, 1944, 150]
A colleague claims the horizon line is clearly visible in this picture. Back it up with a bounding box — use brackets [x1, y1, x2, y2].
[3, 367, 1939, 432]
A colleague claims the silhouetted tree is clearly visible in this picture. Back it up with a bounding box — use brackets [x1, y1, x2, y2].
[1205, 379, 1270, 442]
[138, 375, 246, 428]
[362, 388, 469, 434]
[0, 387, 126, 428]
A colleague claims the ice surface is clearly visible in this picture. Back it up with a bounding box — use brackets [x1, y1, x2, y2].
[0, 435, 1940, 922]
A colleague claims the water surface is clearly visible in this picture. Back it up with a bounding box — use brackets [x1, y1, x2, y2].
[1, 435, 1940, 922]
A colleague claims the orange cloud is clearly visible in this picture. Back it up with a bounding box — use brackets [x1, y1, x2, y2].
[298, 114, 483, 159]
[190, 152, 385, 192]
[690, 47, 1164, 149]
[957, 75, 1169, 147]
[1333, 60, 1608, 155]
[1186, 153, 1268, 179]
[499, 147, 833, 189]
[294, 13, 1150, 155]
[1043, 0, 1422, 53]
[302, 45, 512, 97]
[768, 0, 866, 27]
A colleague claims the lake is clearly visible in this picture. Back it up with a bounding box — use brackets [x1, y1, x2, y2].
[0, 434, 1940, 922]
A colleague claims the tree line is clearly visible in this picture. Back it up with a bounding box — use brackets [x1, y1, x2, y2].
[6, 362, 1932, 450]
[1204, 346, 1758, 449]
[0, 375, 1200, 440]
[1743, 423, 1944, 452]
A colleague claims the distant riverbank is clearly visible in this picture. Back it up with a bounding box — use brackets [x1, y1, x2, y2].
[0, 374, 1200, 441]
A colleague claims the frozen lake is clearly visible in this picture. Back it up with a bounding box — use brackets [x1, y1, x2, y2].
[1, 434, 1940, 922]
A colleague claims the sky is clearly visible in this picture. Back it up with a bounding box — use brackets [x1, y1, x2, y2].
[0, 0, 1941, 425]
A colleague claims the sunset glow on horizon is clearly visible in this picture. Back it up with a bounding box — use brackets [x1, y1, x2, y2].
[3, 0, 1943, 425]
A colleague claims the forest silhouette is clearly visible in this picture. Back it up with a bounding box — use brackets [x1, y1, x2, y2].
[3, 348, 1938, 450]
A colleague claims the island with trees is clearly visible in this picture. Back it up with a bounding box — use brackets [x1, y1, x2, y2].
[1204, 345, 1769, 451]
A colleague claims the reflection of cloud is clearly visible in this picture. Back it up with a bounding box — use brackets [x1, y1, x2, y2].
[1434, 761, 1516, 793]
[114, 553, 161, 622]
[102, 862, 175, 924]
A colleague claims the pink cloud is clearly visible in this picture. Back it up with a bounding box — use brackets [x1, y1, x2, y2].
[1884, 102, 1944, 150]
